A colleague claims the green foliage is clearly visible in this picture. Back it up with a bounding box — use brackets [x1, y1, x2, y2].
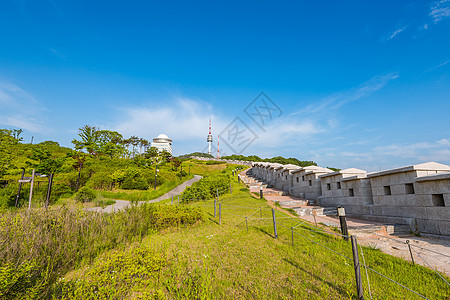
[205, 160, 226, 165]
[178, 152, 214, 159]
[53, 246, 166, 299]
[27, 147, 65, 174]
[75, 186, 96, 202]
[0, 183, 30, 208]
[144, 146, 158, 159]
[0, 129, 21, 177]
[181, 174, 231, 202]
[327, 167, 341, 172]
[176, 170, 187, 179]
[0, 204, 203, 299]
[122, 176, 149, 190]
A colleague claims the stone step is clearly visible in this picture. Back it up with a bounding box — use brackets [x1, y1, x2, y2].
[279, 200, 309, 207]
[348, 224, 411, 235]
[292, 206, 337, 216]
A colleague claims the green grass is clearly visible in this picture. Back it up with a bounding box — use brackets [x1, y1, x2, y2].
[0, 204, 203, 299]
[56, 179, 450, 299]
[100, 174, 194, 201]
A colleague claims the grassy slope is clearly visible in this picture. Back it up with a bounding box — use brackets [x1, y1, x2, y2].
[59, 178, 449, 299]
[98, 160, 232, 202]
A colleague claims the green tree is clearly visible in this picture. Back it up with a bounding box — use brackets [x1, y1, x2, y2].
[144, 147, 158, 159]
[159, 150, 172, 163]
[0, 129, 21, 177]
[170, 157, 182, 171]
[27, 147, 65, 174]
[96, 130, 125, 158]
[72, 125, 99, 155]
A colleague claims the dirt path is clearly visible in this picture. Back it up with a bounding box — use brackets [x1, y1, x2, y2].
[240, 170, 450, 276]
[87, 175, 202, 213]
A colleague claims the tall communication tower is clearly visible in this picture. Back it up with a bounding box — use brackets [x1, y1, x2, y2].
[207, 118, 213, 155]
[216, 135, 220, 158]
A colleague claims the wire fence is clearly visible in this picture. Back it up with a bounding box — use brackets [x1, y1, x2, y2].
[166, 174, 449, 299]
[188, 198, 449, 299]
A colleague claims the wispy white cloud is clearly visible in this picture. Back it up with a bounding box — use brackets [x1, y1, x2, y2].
[373, 138, 450, 162]
[430, 0, 450, 23]
[47, 48, 65, 59]
[428, 59, 450, 71]
[295, 72, 399, 115]
[389, 26, 407, 40]
[0, 80, 47, 133]
[112, 97, 226, 143]
[380, 26, 407, 43]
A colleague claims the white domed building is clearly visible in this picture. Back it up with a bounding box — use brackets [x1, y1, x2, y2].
[151, 134, 173, 155]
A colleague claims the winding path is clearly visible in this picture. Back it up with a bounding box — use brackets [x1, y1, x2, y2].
[87, 175, 202, 213]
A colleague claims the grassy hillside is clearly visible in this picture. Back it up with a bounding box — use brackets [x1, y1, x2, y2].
[52, 178, 449, 299]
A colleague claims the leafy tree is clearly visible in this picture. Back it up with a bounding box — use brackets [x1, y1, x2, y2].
[139, 138, 149, 155]
[144, 147, 158, 159]
[27, 147, 65, 174]
[170, 157, 182, 171]
[159, 150, 172, 163]
[39, 141, 60, 147]
[179, 152, 214, 159]
[72, 125, 99, 155]
[11, 129, 23, 141]
[0, 129, 21, 177]
[96, 130, 125, 158]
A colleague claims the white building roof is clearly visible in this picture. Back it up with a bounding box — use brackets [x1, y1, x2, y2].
[319, 168, 367, 178]
[367, 162, 450, 178]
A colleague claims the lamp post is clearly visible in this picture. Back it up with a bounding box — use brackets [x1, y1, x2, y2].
[154, 165, 159, 190]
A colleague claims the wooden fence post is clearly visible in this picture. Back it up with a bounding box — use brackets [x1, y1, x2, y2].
[291, 227, 294, 246]
[28, 169, 35, 210]
[351, 236, 364, 299]
[338, 207, 349, 241]
[219, 203, 222, 225]
[407, 240, 415, 265]
[272, 209, 278, 239]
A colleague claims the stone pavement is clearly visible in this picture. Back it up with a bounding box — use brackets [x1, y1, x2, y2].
[87, 175, 202, 213]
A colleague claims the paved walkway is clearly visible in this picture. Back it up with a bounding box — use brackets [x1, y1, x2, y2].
[87, 175, 202, 213]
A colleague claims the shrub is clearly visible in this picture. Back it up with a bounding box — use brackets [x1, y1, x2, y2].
[121, 177, 148, 190]
[75, 187, 96, 202]
[181, 174, 230, 202]
[0, 203, 203, 299]
[176, 170, 187, 178]
[0, 184, 30, 208]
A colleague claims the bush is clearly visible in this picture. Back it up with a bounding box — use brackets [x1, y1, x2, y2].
[0, 184, 30, 208]
[0, 203, 203, 299]
[75, 186, 96, 202]
[181, 174, 230, 202]
[176, 170, 187, 178]
[121, 177, 148, 190]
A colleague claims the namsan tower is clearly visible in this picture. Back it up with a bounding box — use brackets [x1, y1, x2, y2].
[207, 118, 213, 155]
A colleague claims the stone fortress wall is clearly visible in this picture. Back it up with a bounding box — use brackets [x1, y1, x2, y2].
[191, 156, 449, 236]
[252, 161, 450, 236]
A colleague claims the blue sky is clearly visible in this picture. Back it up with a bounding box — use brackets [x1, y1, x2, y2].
[1, 0, 449, 171]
